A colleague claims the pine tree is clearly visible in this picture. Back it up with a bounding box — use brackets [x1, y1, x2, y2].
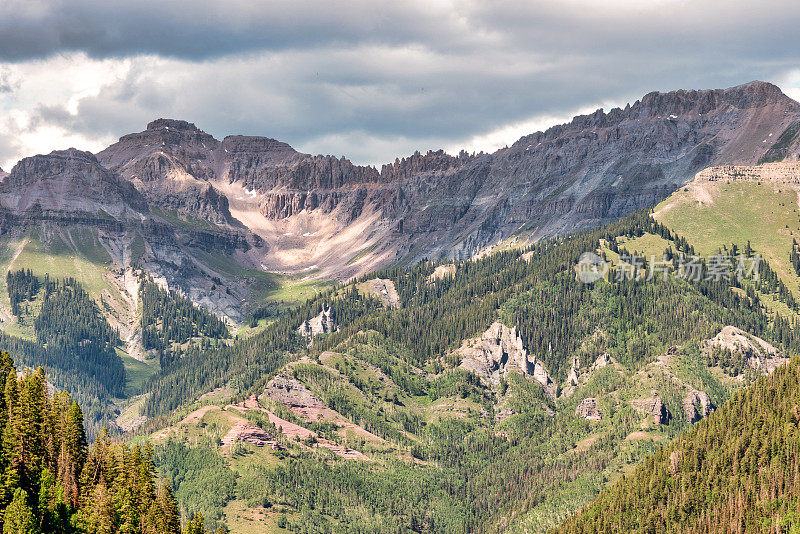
[59, 401, 87, 507]
[3, 488, 37, 534]
[184, 512, 206, 534]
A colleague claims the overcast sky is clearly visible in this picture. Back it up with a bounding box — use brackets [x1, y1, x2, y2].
[1, 0, 800, 170]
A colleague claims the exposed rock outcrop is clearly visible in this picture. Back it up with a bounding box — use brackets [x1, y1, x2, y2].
[358, 278, 400, 309]
[566, 357, 580, 386]
[428, 264, 457, 282]
[262, 373, 326, 409]
[683, 390, 715, 423]
[562, 353, 617, 396]
[457, 321, 555, 396]
[221, 423, 282, 450]
[299, 303, 336, 339]
[0, 149, 147, 217]
[592, 353, 612, 370]
[632, 393, 669, 425]
[576, 398, 602, 421]
[706, 326, 788, 376]
[97, 119, 235, 224]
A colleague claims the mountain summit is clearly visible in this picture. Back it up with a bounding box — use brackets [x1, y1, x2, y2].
[92, 80, 800, 277]
[0, 81, 797, 292]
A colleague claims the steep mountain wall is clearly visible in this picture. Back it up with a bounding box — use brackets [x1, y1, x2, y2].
[0, 81, 797, 322]
[95, 81, 800, 278]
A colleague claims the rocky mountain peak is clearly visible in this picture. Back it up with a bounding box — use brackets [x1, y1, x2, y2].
[634, 80, 797, 118]
[98, 118, 219, 169]
[146, 118, 202, 132]
[221, 135, 302, 168]
[631, 81, 800, 117]
[0, 148, 147, 215]
[221, 135, 298, 155]
[533, 82, 795, 138]
[379, 149, 469, 180]
[8, 148, 117, 183]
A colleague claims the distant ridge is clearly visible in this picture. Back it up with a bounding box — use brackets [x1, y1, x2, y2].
[0, 81, 795, 309]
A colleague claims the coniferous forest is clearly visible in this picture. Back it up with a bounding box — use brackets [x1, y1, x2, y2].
[4, 273, 125, 436]
[0, 350, 181, 533]
[0, 214, 798, 532]
[139, 278, 229, 364]
[127, 210, 800, 532]
[558, 356, 800, 533]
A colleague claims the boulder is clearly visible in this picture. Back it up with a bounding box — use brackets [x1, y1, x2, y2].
[576, 398, 602, 421]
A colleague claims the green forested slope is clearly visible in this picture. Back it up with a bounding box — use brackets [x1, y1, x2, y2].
[2, 272, 125, 436]
[139, 277, 230, 368]
[558, 356, 800, 533]
[135, 210, 800, 532]
[0, 352, 181, 532]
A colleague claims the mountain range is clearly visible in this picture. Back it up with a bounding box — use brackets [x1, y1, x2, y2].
[1, 81, 798, 323]
[2, 80, 800, 532]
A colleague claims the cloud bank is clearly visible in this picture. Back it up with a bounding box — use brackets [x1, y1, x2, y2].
[1, 0, 800, 169]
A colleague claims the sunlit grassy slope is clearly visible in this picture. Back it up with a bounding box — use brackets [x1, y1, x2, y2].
[0, 227, 125, 341]
[3, 227, 115, 295]
[654, 182, 800, 297]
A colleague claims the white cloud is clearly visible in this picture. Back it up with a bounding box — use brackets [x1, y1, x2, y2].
[1, 2, 800, 169]
[0, 54, 129, 169]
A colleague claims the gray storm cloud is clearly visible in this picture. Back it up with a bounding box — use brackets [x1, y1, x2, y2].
[2, 0, 800, 166]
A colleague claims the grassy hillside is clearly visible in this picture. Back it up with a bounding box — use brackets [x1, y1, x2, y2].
[654, 181, 800, 299]
[557, 356, 800, 533]
[132, 210, 800, 532]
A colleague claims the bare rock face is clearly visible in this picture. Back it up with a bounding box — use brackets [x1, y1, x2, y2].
[683, 390, 714, 423]
[358, 278, 400, 309]
[576, 398, 602, 421]
[458, 321, 555, 396]
[97, 119, 235, 225]
[632, 393, 669, 425]
[563, 353, 615, 396]
[706, 326, 788, 376]
[0, 149, 147, 217]
[428, 264, 457, 282]
[78, 81, 800, 281]
[592, 353, 612, 370]
[651, 397, 668, 424]
[263, 373, 326, 409]
[397, 81, 800, 261]
[299, 303, 336, 339]
[566, 357, 580, 386]
[221, 423, 282, 450]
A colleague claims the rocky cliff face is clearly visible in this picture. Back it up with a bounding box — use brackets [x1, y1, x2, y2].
[0, 146, 255, 323]
[95, 81, 800, 278]
[0, 149, 147, 218]
[96, 119, 235, 224]
[457, 321, 555, 396]
[298, 304, 336, 339]
[0, 81, 796, 323]
[406, 80, 800, 256]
